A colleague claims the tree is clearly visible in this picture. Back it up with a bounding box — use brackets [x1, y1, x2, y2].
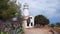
[50, 24, 55, 27]
[56, 22, 60, 28]
[34, 15, 50, 26]
[0, 0, 18, 20]
[0, 0, 22, 34]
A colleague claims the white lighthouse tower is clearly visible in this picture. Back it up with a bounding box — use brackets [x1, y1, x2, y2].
[23, 3, 34, 28]
[23, 3, 29, 17]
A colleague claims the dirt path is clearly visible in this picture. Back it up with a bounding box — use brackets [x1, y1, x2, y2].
[52, 28, 60, 34]
[24, 28, 53, 34]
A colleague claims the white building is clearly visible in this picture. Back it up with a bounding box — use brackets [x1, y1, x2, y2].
[22, 3, 34, 28]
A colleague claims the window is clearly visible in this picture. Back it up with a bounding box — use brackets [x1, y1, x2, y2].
[27, 23, 29, 26]
[27, 17, 30, 26]
[31, 23, 33, 26]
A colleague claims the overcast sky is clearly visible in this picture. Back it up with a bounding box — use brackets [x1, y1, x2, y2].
[17, 0, 60, 24]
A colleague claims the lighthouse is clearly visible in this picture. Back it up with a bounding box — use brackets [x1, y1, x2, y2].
[23, 3, 34, 28]
[23, 3, 29, 20]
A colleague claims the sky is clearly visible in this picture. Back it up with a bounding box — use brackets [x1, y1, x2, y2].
[17, 0, 60, 24]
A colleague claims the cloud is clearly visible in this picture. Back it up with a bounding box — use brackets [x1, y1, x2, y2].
[17, 0, 60, 23]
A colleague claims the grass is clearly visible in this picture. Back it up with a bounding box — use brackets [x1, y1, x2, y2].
[17, 27, 24, 34]
[0, 32, 8, 34]
[0, 32, 3, 34]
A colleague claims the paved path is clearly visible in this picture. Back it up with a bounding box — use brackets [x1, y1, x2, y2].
[24, 28, 53, 34]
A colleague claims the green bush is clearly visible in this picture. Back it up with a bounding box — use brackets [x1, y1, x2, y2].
[0, 32, 8, 34]
[17, 27, 24, 34]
